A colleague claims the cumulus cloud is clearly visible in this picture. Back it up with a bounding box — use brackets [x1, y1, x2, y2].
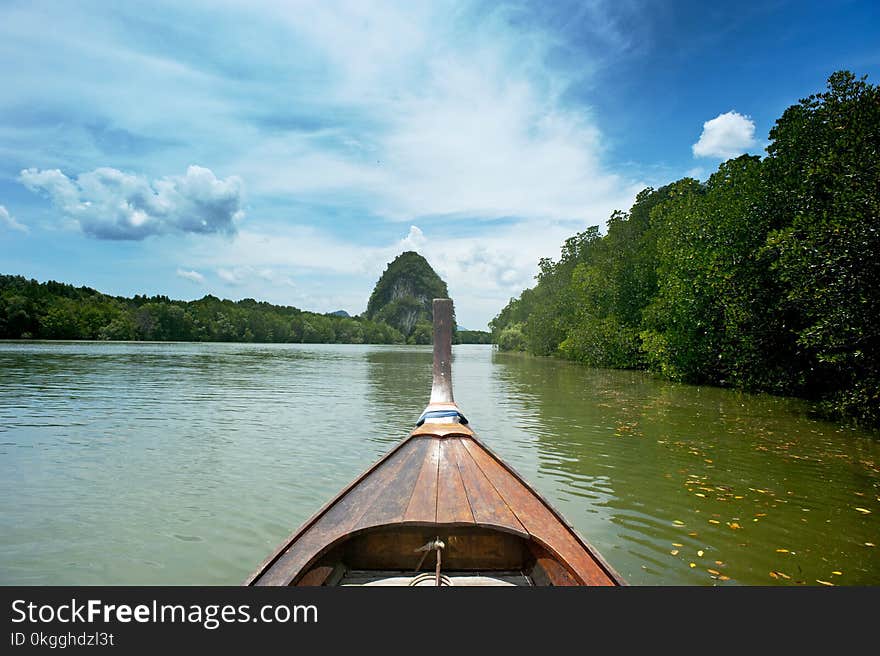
[399, 225, 427, 252]
[176, 268, 205, 284]
[0, 205, 28, 233]
[692, 111, 757, 159]
[18, 165, 244, 240]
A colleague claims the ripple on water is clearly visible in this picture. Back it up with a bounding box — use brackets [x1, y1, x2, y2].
[1, 342, 878, 585]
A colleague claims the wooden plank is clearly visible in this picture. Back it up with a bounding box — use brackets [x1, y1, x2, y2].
[459, 437, 617, 586]
[449, 438, 527, 536]
[435, 439, 475, 524]
[528, 544, 580, 586]
[354, 437, 432, 529]
[403, 438, 441, 523]
[412, 422, 474, 438]
[429, 299, 455, 404]
[343, 526, 527, 571]
[295, 565, 336, 587]
[254, 437, 427, 586]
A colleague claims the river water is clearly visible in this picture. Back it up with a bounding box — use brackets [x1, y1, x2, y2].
[1, 341, 877, 585]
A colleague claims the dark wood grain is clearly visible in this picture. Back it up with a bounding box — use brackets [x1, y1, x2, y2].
[528, 544, 580, 586]
[295, 565, 336, 587]
[343, 526, 528, 571]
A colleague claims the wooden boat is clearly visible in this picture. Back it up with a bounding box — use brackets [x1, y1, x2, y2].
[246, 299, 624, 586]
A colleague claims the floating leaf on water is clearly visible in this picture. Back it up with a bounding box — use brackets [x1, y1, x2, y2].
[729, 522, 742, 530]
[715, 561, 724, 566]
[697, 550, 704, 557]
[769, 571, 779, 579]
[673, 520, 685, 526]
[670, 550, 679, 556]
[672, 543, 684, 547]
[689, 563, 696, 568]
[695, 493, 706, 498]
[831, 571, 842, 576]
[709, 519, 721, 524]
[688, 532, 699, 537]
[708, 569, 720, 576]
[718, 575, 730, 581]
[855, 507, 871, 514]
[776, 549, 789, 553]
[755, 513, 767, 517]
[816, 580, 834, 586]
[865, 542, 876, 547]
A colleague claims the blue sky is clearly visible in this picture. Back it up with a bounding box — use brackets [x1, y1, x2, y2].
[1, 0, 877, 329]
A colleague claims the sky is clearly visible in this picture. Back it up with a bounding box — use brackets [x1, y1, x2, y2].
[1, 0, 877, 330]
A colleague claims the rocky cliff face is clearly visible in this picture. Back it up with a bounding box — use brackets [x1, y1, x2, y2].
[365, 251, 451, 343]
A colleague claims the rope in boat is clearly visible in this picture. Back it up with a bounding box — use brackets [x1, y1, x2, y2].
[412, 538, 448, 586]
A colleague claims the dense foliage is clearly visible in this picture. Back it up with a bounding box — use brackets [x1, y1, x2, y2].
[491, 72, 879, 426]
[0, 276, 406, 344]
[457, 330, 492, 344]
[365, 251, 452, 343]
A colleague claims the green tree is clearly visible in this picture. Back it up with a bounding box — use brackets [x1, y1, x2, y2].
[763, 71, 880, 422]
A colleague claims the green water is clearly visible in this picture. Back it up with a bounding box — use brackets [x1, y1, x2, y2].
[1, 341, 877, 585]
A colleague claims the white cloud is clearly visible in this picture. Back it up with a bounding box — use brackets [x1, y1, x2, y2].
[176, 268, 205, 284]
[220, 2, 641, 224]
[399, 225, 427, 252]
[692, 111, 757, 159]
[19, 165, 244, 240]
[216, 268, 243, 285]
[0, 205, 28, 233]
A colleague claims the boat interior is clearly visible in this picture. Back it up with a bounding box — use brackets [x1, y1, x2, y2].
[292, 524, 581, 586]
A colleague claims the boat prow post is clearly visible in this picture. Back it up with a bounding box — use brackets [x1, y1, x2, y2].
[417, 298, 468, 427]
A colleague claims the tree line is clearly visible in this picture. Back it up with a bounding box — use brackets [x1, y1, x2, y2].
[490, 71, 879, 426]
[0, 275, 492, 345]
[0, 276, 411, 344]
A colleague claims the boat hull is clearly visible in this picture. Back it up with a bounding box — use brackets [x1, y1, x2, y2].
[246, 423, 623, 586]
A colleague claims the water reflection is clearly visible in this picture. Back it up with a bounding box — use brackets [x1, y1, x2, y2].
[486, 350, 880, 585]
[363, 346, 432, 445]
[0, 341, 877, 586]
